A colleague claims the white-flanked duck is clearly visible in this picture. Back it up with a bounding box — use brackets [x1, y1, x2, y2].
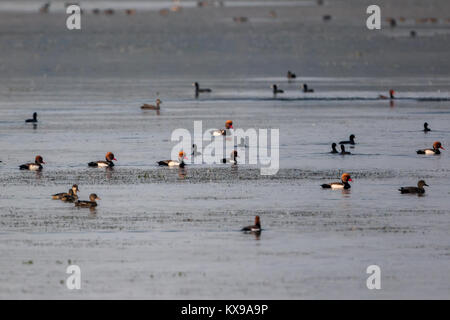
[302, 83, 314, 93]
[379, 89, 395, 99]
[339, 134, 355, 145]
[271, 84, 284, 95]
[193, 82, 211, 97]
[321, 173, 352, 189]
[212, 120, 233, 136]
[287, 71, 296, 80]
[423, 122, 431, 132]
[399, 180, 429, 194]
[222, 150, 238, 164]
[158, 151, 187, 167]
[19, 155, 45, 171]
[340, 144, 351, 155]
[417, 141, 444, 155]
[241, 216, 261, 233]
[52, 184, 79, 200]
[88, 152, 117, 167]
[330, 143, 338, 153]
[141, 99, 162, 110]
[75, 193, 101, 208]
[25, 112, 38, 123]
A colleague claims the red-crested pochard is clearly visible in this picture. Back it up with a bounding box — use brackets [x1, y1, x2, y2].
[321, 173, 352, 189]
[19, 155, 45, 171]
[158, 151, 187, 167]
[241, 216, 261, 232]
[417, 141, 444, 155]
[88, 152, 117, 167]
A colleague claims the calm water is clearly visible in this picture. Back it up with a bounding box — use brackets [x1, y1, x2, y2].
[0, 0, 449, 299]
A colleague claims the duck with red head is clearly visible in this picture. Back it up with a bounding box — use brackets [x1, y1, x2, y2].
[321, 173, 352, 189]
[417, 141, 444, 155]
[88, 152, 117, 168]
[19, 155, 45, 171]
[379, 89, 395, 100]
[241, 216, 261, 233]
[158, 151, 187, 168]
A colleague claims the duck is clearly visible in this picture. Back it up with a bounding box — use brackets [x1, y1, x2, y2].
[141, 99, 162, 110]
[330, 143, 338, 153]
[193, 82, 212, 97]
[340, 144, 351, 155]
[61, 189, 79, 202]
[271, 84, 284, 95]
[19, 155, 45, 171]
[302, 83, 314, 93]
[212, 120, 233, 136]
[339, 134, 356, 145]
[241, 216, 261, 232]
[399, 180, 429, 194]
[158, 151, 187, 167]
[88, 152, 117, 167]
[321, 173, 352, 189]
[25, 112, 38, 123]
[222, 150, 238, 164]
[379, 89, 395, 100]
[417, 141, 444, 155]
[287, 71, 296, 79]
[52, 184, 79, 200]
[423, 122, 431, 132]
[191, 144, 202, 157]
[75, 193, 101, 208]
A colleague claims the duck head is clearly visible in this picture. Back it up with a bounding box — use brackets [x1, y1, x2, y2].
[225, 120, 233, 129]
[417, 180, 429, 188]
[106, 152, 117, 162]
[341, 173, 352, 183]
[254, 215, 261, 227]
[35, 155, 45, 164]
[433, 141, 444, 150]
[72, 184, 79, 194]
[178, 151, 188, 161]
[89, 193, 101, 201]
[389, 89, 395, 98]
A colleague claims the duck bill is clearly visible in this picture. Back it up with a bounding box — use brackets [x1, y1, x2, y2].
[440, 146, 445, 150]
[113, 158, 117, 161]
[424, 183, 429, 187]
[96, 197, 101, 200]
[348, 178, 353, 182]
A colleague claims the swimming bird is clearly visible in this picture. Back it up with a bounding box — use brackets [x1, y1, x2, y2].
[75, 193, 101, 208]
[302, 83, 314, 93]
[417, 141, 444, 155]
[19, 155, 45, 171]
[88, 152, 117, 168]
[330, 143, 338, 153]
[379, 89, 395, 99]
[321, 173, 352, 189]
[340, 144, 351, 155]
[52, 184, 79, 200]
[25, 112, 38, 123]
[158, 151, 187, 167]
[222, 150, 238, 164]
[399, 180, 429, 194]
[241, 216, 261, 232]
[61, 189, 79, 202]
[212, 120, 233, 136]
[423, 122, 431, 132]
[191, 144, 202, 156]
[271, 84, 284, 95]
[193, 82, 212, 97]
[339, 134, 356, 145]
[287, 71, 296, 79]
[141, 99, 162, 110]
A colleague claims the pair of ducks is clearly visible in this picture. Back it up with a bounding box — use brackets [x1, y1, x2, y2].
[320, 173, 430, 195]
[330, 134, 355, 154]
[271, 83, 314, 95]
[19, 153, 117, 171]
[52, 184, 101, 208]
